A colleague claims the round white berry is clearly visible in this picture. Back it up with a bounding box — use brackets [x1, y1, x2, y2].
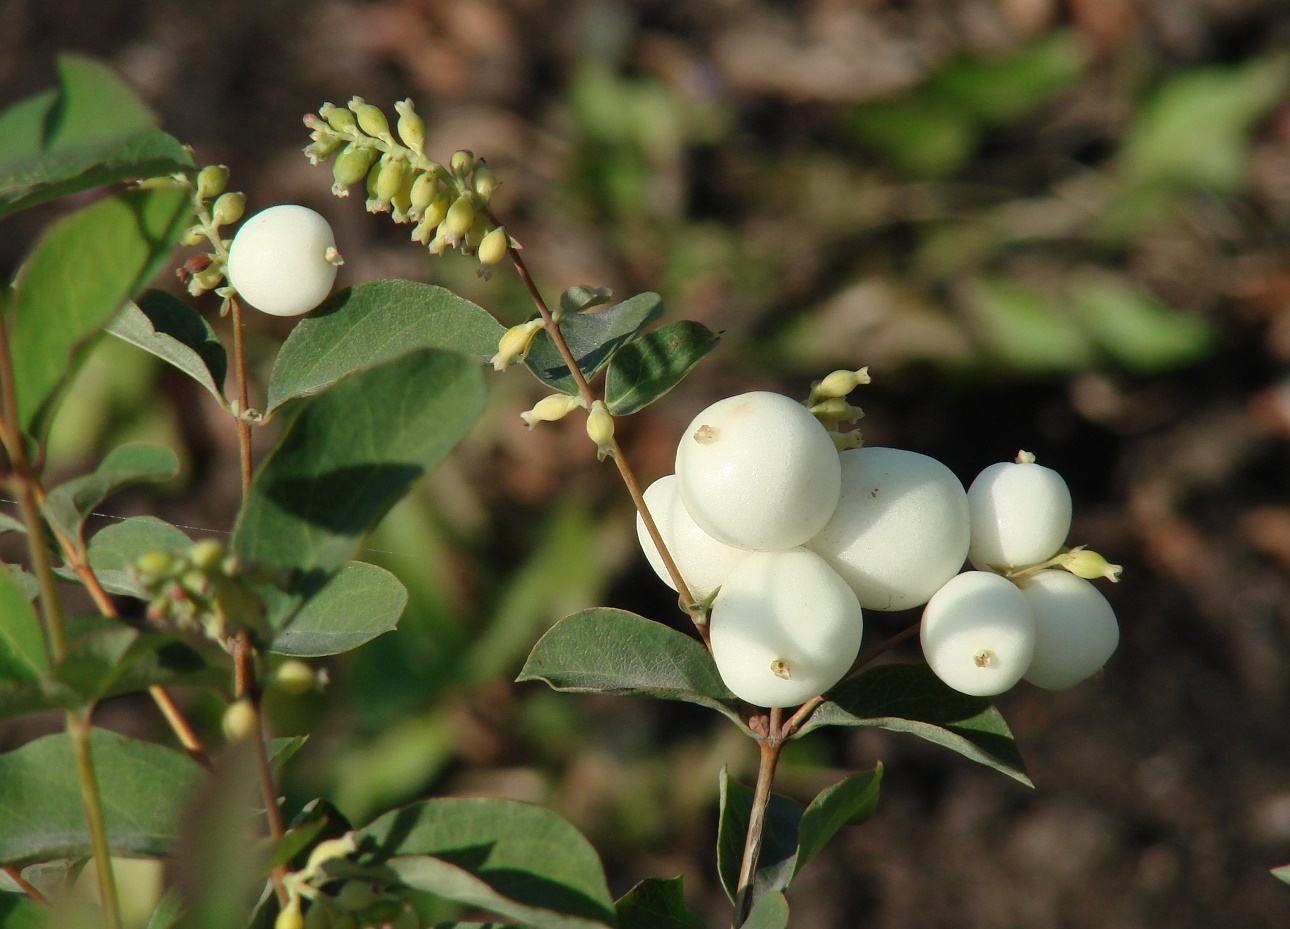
[920, 571, 1036, 697]
[709, 548, 863, 708]
[635, 475, 751, 600]
[675, 392, 841, 551]
[1017, 569, 1119, 689]
[226, 205, 339, 317]
[967, 455, 1072, 570]
[809, 447, 969, 611]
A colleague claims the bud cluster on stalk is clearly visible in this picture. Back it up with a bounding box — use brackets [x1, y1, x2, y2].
[131, 540, 275, 647]
[304, 96, 510, 278]
[635, 376, 1123, 708]
[274, 833, 422, 929]
[176, 164, 246, 299]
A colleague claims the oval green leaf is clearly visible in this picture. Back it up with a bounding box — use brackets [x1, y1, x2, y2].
[270, 561, 407, 656]
[6, 183, 193, 439]
[43, 442, 179, 547]
[615, 877, 707, 929]
[359, 798, 616, 929]
[524, 292, 663, 394]
[81, 516, 194, 598]
[741, 891, 789, 929]
[0, 564, 47, 685]
[108, 291, 228, 401]
[517, 608, 745, 729]
[0, 728, 205, 866]
[605, 320, 719, 415]
[264, 280, 503, 415]
[793, 765, 882, 878]
[796, 663, 1031, 786]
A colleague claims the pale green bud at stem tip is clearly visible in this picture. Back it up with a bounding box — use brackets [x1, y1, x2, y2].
[1015, 449, 1037, 464]
[478, 225, 508, 266]
[211, 192, 245, 227]
[808, 397, 865, 423]
[196, 165, 229, 200]
[450, 149, 475, 177]
[273, 659, 319, 695]
[323, 103, 356, 132]
[440, 194, 475, 246]
[813, 366, 871, 400]
[520, 393, 584, 429]
[190, 539, 226, 572]
[409, 172, 439, 213]
[275, 896, 305, 929]
[1059, 547, 1123, 582]
[490, 319, 544, 372]
[332, 146, 378, 196]
[222, 699, 257, 742]
[393, 98, 425, 153]
[586, 400, 616, 460]
[472, 160, 497, 202]
[374, 158, 408, 202]
[350, 98, 390, 139]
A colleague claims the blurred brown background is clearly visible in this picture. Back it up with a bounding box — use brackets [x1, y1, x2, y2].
[4, 0, 1290, 926]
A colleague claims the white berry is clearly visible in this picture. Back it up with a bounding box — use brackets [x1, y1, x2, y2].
[635, 475, 751, 600]
[809, 447, 969, 611]
[675, 392, 841, 551]
[226, 205, 340, 317]
[920, 571, 1036, 697]
[967, 453, 1072, 570]
[709, 548, 863, 708]
[1017, 569, 1119, 689]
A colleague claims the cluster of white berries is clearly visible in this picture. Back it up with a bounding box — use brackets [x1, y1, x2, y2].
[636, 385, 1120, 708]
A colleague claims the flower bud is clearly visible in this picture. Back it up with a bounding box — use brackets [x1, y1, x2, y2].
[808, 398, 865, 424]
[323, 104, 356, 132]
[393, 98, 425, 153]
[490, 319, 544, 372]
[222, 699, 257, 742]
[812, 367, 870, 400]
[478, 226, 508, 267]
[472, 160, 496, 202]
[439, 194, 475, 246]
[831, 430, 862, 451]
[331, 146, 378, 196]
[196, 165, 229, 200]
[182, 225, 207, 247]
[302, 833, 357, 880]
[190, 539, 226, 572]
[211, 192, 246, 227]
[409, 171, 439, 214]
[273, 659, 319, 695]
[520, 393, 584, 429]
[450, 149, 475, 177]
[1058, 548, 1123, 583]
[304, 136, 344, 164]
[350, 99, 390, 139]
[586, 400, 616, 460]
[134, 550, 176, 580]
[275, 896, 305, 929]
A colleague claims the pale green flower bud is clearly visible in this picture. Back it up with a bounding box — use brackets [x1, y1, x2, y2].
[196, 165, 229, 200]
[394, 98, 425, 153]
[272, 659, 318, 695]
[134, 550, 176, 580]
[409, 171, 439, 214]
[490, 319, 544, 372]
[275, 896, 305, 929]
[323, 103, 356, 132]
[586, 400, 616, 460]
[450, 149, 475, 177]
[187, 264, 226, 297]
[472, 160, 496, 202]
[182, 225, 207, 247]
[304, 136, 343, 164]
[1058, 548, 1123, 583]
[520, 393, 584, 429]
[465, 212, 490, 249]
[302, 834, 357, 880]
[812, 367, 870, 400]
[439, 194, 475, 246]
[478, 226, 508, 267]
[331, 145, 378, 196]
[350, 98, 390, 139]
[831, 430, 862, 451]
[211, 192, 245, 227]
[808, 398, 865, 424]
[222, 699, 257, 742]
[190, 539, 226, 572]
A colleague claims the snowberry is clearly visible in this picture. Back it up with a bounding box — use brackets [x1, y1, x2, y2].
[709, 548, 863, 708]
[967, 452, 1072, 570]
[809, 447, 969, 611]
[636, 475, 751, 600]
[675, 392, 841, 551]
[1017, 569, 1119, 689]
[226, 205, 340, 317]
[920, 571, 1036, 697]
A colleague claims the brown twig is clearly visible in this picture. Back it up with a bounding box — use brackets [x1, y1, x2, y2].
[732, 706, 784, 928]
[229, 296, 254, 498]
[3, 865, 49, 905]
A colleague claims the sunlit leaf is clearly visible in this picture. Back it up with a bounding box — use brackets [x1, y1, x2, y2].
[559, 285, 614, 317]
[964, 277, 1094, 374]
[1070, 274, 1213, 372]
[0, 563, 47, 684]
[108, 291, 228, 402]
[525, 293, 662, 394]
[269, 561, 407, 656]
[604, 320, 720, 415]
[793, 765, 882, 876]
[43, 442, 179, 547]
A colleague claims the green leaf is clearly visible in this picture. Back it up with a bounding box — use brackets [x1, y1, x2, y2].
[797, 663, 1031, 785]
[0, 54, 193, 220]
[559, 285, 614, 317]
[0, 894, 45, 929]
[793, 765, 882, 877]
[0, 513, 26, 535]
[144, 890, 185, 929]
[928, 31, 1087, 125]
[1070, 274, 1213, 372]
[359, 798, 616, 929]
[741, 891, 789, 929]
[108, 291, 228, 402]
[525, 293, 663, 394]
[6, 183, 193, 439]
[81, 516, 193, 597]
[604, 320, 719, 415]
[517, 608, 745, 729]
[269, 561, 407, 656]
[43, 442, 179, 547]
[847, 96, 979, 179]
[0, 564, 48, 684]
[964, 277, 1094, 374]
[615, 877, 706, 929]
[234, 349, 486, 591]
[716, 768, 803, 904]
[264, 280, 503, 415]
[0, 728, 205, 866]
[1272, 863, 1290, 885]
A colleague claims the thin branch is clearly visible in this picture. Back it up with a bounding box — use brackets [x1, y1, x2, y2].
[67, 712, 123, 929]
[732, 707, 784, 928]
[229, 297, 254, 498]
[3, 865, 49, 905]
